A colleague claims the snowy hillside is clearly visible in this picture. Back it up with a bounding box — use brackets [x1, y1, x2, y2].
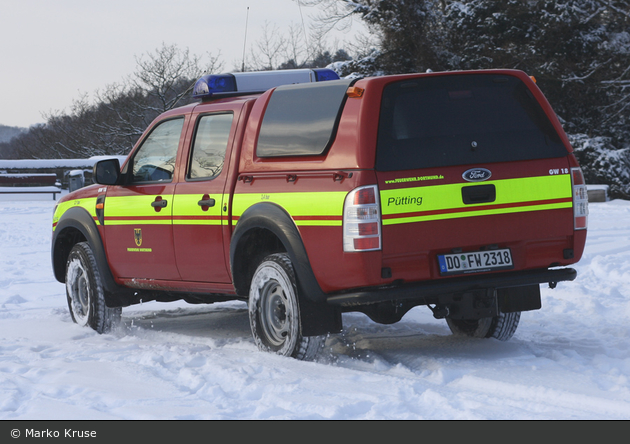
[1, 192, 629, 420]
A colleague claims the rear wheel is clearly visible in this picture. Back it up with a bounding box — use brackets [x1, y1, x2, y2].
[65, 242, 121, 333]
[248, 253, 323, 360]
[446, 311, 520, 341]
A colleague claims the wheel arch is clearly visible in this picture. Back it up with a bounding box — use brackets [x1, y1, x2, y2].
[230, 202, 323, 300]
[230, 202, 341, 336]
[52, 207, 126, 302]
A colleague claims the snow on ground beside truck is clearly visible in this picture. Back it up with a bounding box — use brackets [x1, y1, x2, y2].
[0, 192, 629, 420]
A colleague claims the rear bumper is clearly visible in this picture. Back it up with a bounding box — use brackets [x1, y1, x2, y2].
[326, 267, 576, 307]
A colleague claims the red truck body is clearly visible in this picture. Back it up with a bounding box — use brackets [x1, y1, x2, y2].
[52, 68, 587, 359]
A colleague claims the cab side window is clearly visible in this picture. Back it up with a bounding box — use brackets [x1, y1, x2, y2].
[188, 113, 234, 180]
[131, 118, 184, 183]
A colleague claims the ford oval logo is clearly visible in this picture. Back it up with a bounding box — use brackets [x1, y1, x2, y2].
[462, 168, 492, 182]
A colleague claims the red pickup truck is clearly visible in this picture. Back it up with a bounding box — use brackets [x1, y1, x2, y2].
[52, 68, 588, 360]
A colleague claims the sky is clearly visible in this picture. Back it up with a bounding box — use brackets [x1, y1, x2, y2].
[0, 0, 364, 128]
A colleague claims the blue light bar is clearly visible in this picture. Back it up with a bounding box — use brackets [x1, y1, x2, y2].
[313, 68, 341, 82]
[192, 68, 340, 100]
[192, 74, 237, 98]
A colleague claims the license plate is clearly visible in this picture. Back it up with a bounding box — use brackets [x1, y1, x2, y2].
[438, 249, 513, 276]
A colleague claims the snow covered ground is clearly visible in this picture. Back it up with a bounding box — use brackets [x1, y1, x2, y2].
[1, 192, 629, 420]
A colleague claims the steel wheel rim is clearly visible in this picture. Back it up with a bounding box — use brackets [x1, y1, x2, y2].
[69, 263, 90, 324]
[259, 280, 289, 347]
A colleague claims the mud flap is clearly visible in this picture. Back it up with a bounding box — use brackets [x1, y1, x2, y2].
[497, 284, 542, 313]
[298, 293, 342, 336]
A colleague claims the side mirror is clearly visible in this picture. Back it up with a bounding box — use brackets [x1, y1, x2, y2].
[93, 158, 121, 185]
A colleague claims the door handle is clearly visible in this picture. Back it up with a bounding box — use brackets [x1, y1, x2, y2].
[461, 184, 496, 205]
[198, 198, 216, 207]
[151, 198, 168, 208]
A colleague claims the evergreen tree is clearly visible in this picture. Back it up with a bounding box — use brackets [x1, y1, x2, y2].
[314, 0, 630, 197]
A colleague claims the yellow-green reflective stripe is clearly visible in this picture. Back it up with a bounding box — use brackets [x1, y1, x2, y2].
[383, 201, 572, 225]
[172, 194, 224, 216]
[103, 195, 172, 226]
[53, 198, 98, 229]
[104, 219, 171, 225]
[172, 194, 224, 225]
[381, 175, 572, 225]
[232, 191, 346, 226]
[172, 220, 222, 226]
[291, 219, 343, 227]
[104, 195, 170, 218]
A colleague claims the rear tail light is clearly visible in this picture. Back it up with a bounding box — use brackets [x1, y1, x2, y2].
[343, 185, 381, 252]
[571, 167, 588, 230]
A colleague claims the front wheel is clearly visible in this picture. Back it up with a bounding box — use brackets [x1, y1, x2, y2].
[248, 253, 323, 360]
[65, 242, 121, 333]
[446, 311, 521, 341]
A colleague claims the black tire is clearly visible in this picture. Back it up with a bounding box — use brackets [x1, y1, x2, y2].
[65, 242, 121, 333]
[446, 311, 521, 341]
[248, 253, 324, 360]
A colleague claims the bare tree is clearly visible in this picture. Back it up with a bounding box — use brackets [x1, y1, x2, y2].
[248, 21, 288, 71]
[280, 23, 310, 68]
[132, 42, 223, 112]
[300, 0, 361, 37]
[7, 44, 225, 159]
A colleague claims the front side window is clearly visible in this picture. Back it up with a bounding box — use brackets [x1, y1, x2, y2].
[188, 113, 234, 180]
[131, 118, 184, 183]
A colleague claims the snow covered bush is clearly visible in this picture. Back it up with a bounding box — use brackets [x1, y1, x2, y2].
[570, 134, 630, 199]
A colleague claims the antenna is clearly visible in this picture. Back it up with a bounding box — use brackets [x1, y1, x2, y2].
[241, 7, 250, 72]
[297, 0, 308, 48]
